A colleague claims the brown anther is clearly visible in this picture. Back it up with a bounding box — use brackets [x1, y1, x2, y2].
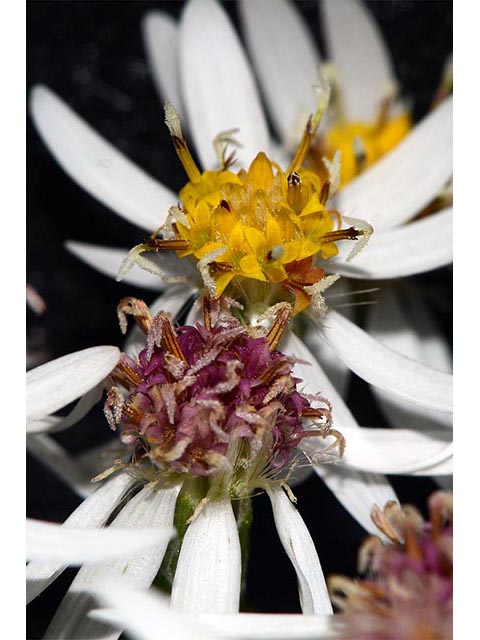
[265, 304, 292, 352]
[319, 181, 330, 205]
[256, 359, 289, 385]
[287, 171, 303, 210]
[104, 387, 124, 430]
[404, 525, 423, 562]
[158, 316, 188, 364]
[146, 238, 191, 251]
[220, 199, 231, 211]
[162, 426, 177, 448]
[117, 297, 152, 335]
[203, 296, 219, 332]
[112, 355, 143, 389]
[301, 407, 329, 419]
[288, 116, 313, 173]
[170, 135, 202, 184]
[211, 262, 235, 272]
[122, 400, 142, 425]
[323, 226, 364, 243]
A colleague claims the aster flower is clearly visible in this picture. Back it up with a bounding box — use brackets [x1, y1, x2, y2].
[329, 491, 453, 639]
[29, 0, 452, 537]
[26, 294, 453, 636]
[27, 297, 344, 636]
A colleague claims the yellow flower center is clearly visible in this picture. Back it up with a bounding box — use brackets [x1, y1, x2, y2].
[124, 97, 369, 315]
[316, 101, 412, 187]
[176, 151, 344, 297]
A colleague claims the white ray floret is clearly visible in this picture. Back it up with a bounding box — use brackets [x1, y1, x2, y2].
[91, 579, 339, 640]
[337, 97, 453, 230]
[366, 285, 452, 431]
[266, 484, 332, 615]
[179, 0, 270, 170]
[44, 483, 181, 640]
[142, 11, 186, 122]
[239, 0, 320, 148]
[26, 434, 95, 498]
[171, 497, 242, 613]
[321, 0, 396, 122]
[283, 330, 397, 533]
[323, 207, 453, 279]
[27, 384, 103, 435]
[27, 519, 173, 564]
[317, 311, 453, 413]
[26, 472, 137, 604]
[30, 85, 176, 231]
[27, 345, 120, 425]
[316, 426, 452, 476]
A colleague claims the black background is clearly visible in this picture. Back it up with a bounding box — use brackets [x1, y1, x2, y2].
[27, 1, 452, 637]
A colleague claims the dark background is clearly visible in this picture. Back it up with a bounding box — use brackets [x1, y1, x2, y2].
[27, 1, 452, 637]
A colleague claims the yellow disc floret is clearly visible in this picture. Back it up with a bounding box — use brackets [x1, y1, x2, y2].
[122, 95, 368, 315]
[175, 151, 342, 298]
[314, 94, 412, 187]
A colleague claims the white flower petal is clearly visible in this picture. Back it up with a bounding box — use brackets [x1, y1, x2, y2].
[302, 280, 353, 398]
[315, 466, 397, 535]
[94, 591, 338, 640]
[179, 0, 269, 169]
[27, 345, 120, 423]
[266, 485, 332, 614]
[30, 85, 176, 231]
[366, 286, 452, 430]
[26, 472, 136, 604]
[281, 330, 397, 533]
[27, 519, 173, 564]
[45, 483, 181, 640]
[321, 0, 395, 122]
[239, 0, 320, 148]
[411, 456, 453, 477]
[66, 241, 164, 290]
[27, 384, 103, 434]
[91, 580, 214, 640]
[337, 97, 453, 230]
[317, 311, 453, 413]
[323, 208, 453, 279]
[201, 613, 338, 639]
[142, 12, 186, 122]
[27, 434, 94, 498]
[171, 497, 241, 613]
[124, 285, 196, 359]
[327, 426, 452, 475]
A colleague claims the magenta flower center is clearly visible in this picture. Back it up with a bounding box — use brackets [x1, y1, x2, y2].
[109, 309, 320, 478]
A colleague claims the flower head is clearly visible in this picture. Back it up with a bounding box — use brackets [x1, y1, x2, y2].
[121, 96, 369, 315]
[105, 296, 341, 494]
[329, 491, 453, 640]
